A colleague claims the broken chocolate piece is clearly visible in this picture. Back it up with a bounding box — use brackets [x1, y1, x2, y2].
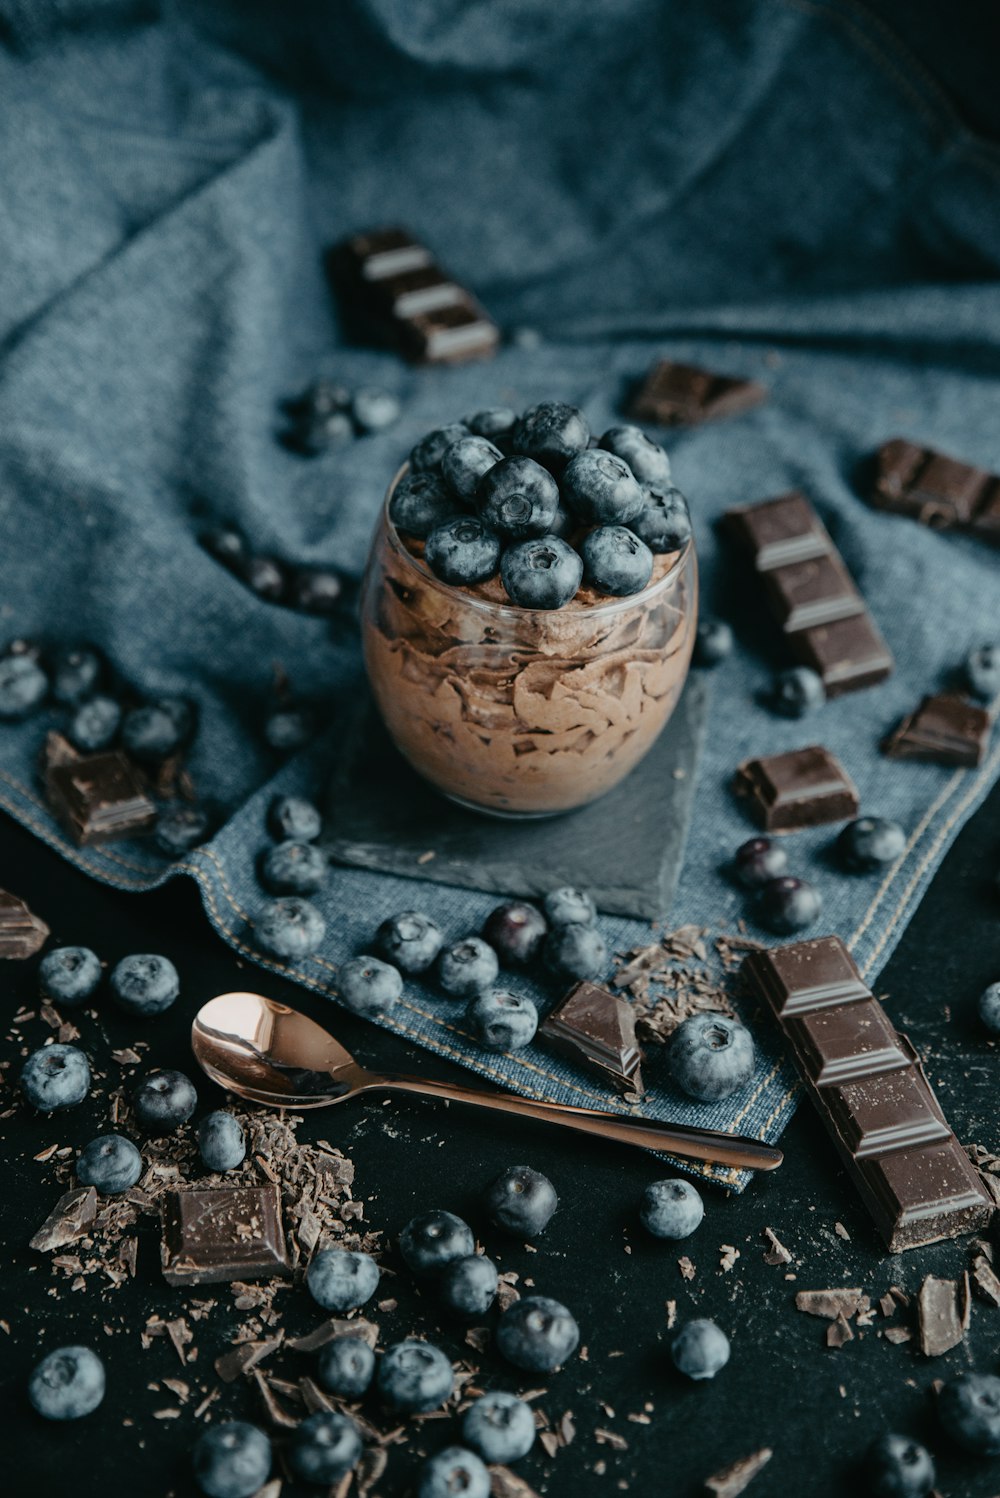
[794, 1287, 865, 1320]
[215, 1336, 283, 1383]
[869, 438, 1000, 545]
[789, 611, 895, 697]
[733, 745, 859, 833]
[29, 1186, 98, 1251]
[702, 1447, 773, 1498]
[47, 751, 156, 845]
[881, 693, 991, 768]
[0, 888, 50, 958]
[917, 1275, 964, 1356]
[539, 981, 644, 1095]
[159, 1184, 291, 1286]
[629, 359, 766, 427]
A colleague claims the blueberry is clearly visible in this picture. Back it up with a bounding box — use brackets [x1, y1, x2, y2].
[317, 1336, 376, 1399]
[76, 1134, 143, 1194]
[438, 937, 499, 997]
[442, 435, 503, 503]
[693, 619, 733, 667]
[338, 955, 402, 1017]
[375, 911, 444, 974]
[264, 707, 317, 752]
[261, 839, 327, 895]
[68, 693, 122, 751]
[425, 517, 501, 586]
[755, 876, 822, 935]
[28, 1346, 105, 1421]
[389, 471, 460, 539]
[639, 1178, 704, 1239]
[561, 450, 645, 527]
[547, 500, 577, 539]
[482, 901, 548, 967]
[836, 817, 906, 872]
[291, 408, 354, 456]
[511, 402, 590, 473]
[580, 525, 653, 596]
[351, 386, 401, 433]
[477, 456, 560, 539]
[110, 953, 179, 1015]
[865, 1433, 936, 1498]
[133, 1070, 197, 1132]
[21, 1044, 91, 1110]
[671, 1318, 730, 1380]
[237, 554, 288, 602]
[496, 1295, 580, 1372]
[417, 1447, 490, 1498]
[256, 897, 325, 959]
[193, 1422, 272, 1498]
[123, 700, 192, 762]
[399, 1209, 475, 1277]
[51, 647, 102, 706]
[630, 485, 692, 554]
[439, 1254, 498, 1317]
[543, 922, 608, 982]
[200, 525, 248, 568]
[465, 407, 517, 443]
[287, 568, 345, 615]
[978, 982, 1000, 1035]
[938, 1372, 1000, 1454]
[269, 795, 322, 843]
[377, 1339, 454, 1413]
[155, 804, 211, 857]
[467, 989, 538, 1051]
[290, 1410, 362, 1484]
[543, 887, 596, 927]
[299, 380, 351, 417]
[410, 423, 469, 475]
[198, 1111, 246, 1172]
[307, 1247, 380, 1311]
[771, 666, 826, 718]
[39, 946, 102, 1007]
[462, 1391, 536, 1464]
[966, 643, 1000, 701]
[668, 1013, 755, 1102]
[484, 1165, 558, 1237]
[0, 652, 48, 719]
[500, 536, 583, 610]
[599, 425, 672, 487]
[733, 836, 788, 888]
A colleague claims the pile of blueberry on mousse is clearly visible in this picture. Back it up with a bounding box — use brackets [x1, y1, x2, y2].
[389, 401, 691, 607]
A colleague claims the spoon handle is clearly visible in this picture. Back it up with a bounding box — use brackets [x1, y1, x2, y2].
[369, 1076, 782, 1172]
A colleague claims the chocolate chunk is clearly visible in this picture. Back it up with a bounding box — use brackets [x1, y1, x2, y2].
[917, 1274, 964, 1356]
[790, 611, 894, 697]
[733, 745, 859, 832]
[400, 294, 500, 365]
[629, 359, 766, 427]
[0, 887, 50, 958]
[30, 1186, 98, 1251]
[881, 693, 991, 768]
[869, 438, 1000, 545]
[539, 981, 644, 1095]
[743, 937, 993, 1253]
[160, 1184, 291, 1286]
[46, 751, 156, 845]
[702, 1448, 773, 1498]
[794, 1287, 865, 1319]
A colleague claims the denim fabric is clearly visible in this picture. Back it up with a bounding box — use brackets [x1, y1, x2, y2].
[1, 0, 998, 1188]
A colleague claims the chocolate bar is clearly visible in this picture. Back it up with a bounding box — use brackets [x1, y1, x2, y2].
[539, 981, 644, 1095]
[742, 936, 992, 1252]
[725, 491, 893, 697]
[629, 360, 766, 427]
[0, 888, 50, 958]
[330, 226, 499, 365]
[160, 1184, 291, 1286]
[733, 745, 859, 832]
[869, 439, 1000, 545]
[882, 693, 991, 768]
[46, 750, 156, 845]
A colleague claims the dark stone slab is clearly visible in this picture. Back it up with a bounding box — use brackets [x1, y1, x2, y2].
[322, 676, 709, 919]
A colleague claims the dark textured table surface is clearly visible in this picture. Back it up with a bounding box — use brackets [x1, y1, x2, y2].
[1, 788, 999, 1498]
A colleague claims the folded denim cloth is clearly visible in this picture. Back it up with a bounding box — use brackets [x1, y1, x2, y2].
[1, 0, 998, 1186]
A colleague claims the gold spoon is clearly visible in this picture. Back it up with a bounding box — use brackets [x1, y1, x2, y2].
[191, 992, 783, 1172]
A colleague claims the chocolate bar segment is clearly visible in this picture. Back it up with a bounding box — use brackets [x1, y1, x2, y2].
[539, 981, 644, 1096]
[742, 936, 992, 1252]
[46, 750, 156, 845]
[762, 553, 863, 632]
[789, 611, 894, 697]
[629, 359, 766, 427]
[0, 888, 50, 958]
[882, 693, 991, 768]
[733, 745, 859, 833]
[160, 1184, 290, 1286]
[725, 492, 831, 572]
[870, 438, 1000, 545]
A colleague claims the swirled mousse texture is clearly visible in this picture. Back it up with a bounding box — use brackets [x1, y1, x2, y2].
[361, 511, 697, 815]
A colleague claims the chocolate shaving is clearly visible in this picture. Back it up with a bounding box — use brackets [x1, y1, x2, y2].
[489, 1469, 542, 1498]
[703, 1448, 773, 1498]
[287, 1317, 379, 1353]
[30, 1187, 98, 1251]
[917, 1276, 964, 1357]
[762, 1228, 792, 1266]
[254, 1371, 300, 1430]
[215, 1336, 283, 1383]
[883, 1326, 912, 1345]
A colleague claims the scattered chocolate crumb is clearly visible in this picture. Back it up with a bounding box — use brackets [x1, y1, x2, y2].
[665, 1300, 677, 1329]
[834, 1222, 850, 1241]
[465, 1327, 491, 1353]
[489, 1467, 542, 1498]
[826, 1313, 854, 1348]
[611, 926, 740, 1046]
[703, 1447, 773, 1498]
[883, 1326, 912, 1345]
[594, 1428, 628, 1451]
[762, 1228, 792, 1266]
[879, 1293, 896, 1318]
[917, 1276, 964, 1357]
[678, 1257, 695, 1281]
[719, 1244, 740, 1273]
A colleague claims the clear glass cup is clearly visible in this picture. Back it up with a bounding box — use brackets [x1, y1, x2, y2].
[360, 473, 698, 817]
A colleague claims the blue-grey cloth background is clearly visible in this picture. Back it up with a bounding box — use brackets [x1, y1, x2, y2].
[0, 0, 998, 1188]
